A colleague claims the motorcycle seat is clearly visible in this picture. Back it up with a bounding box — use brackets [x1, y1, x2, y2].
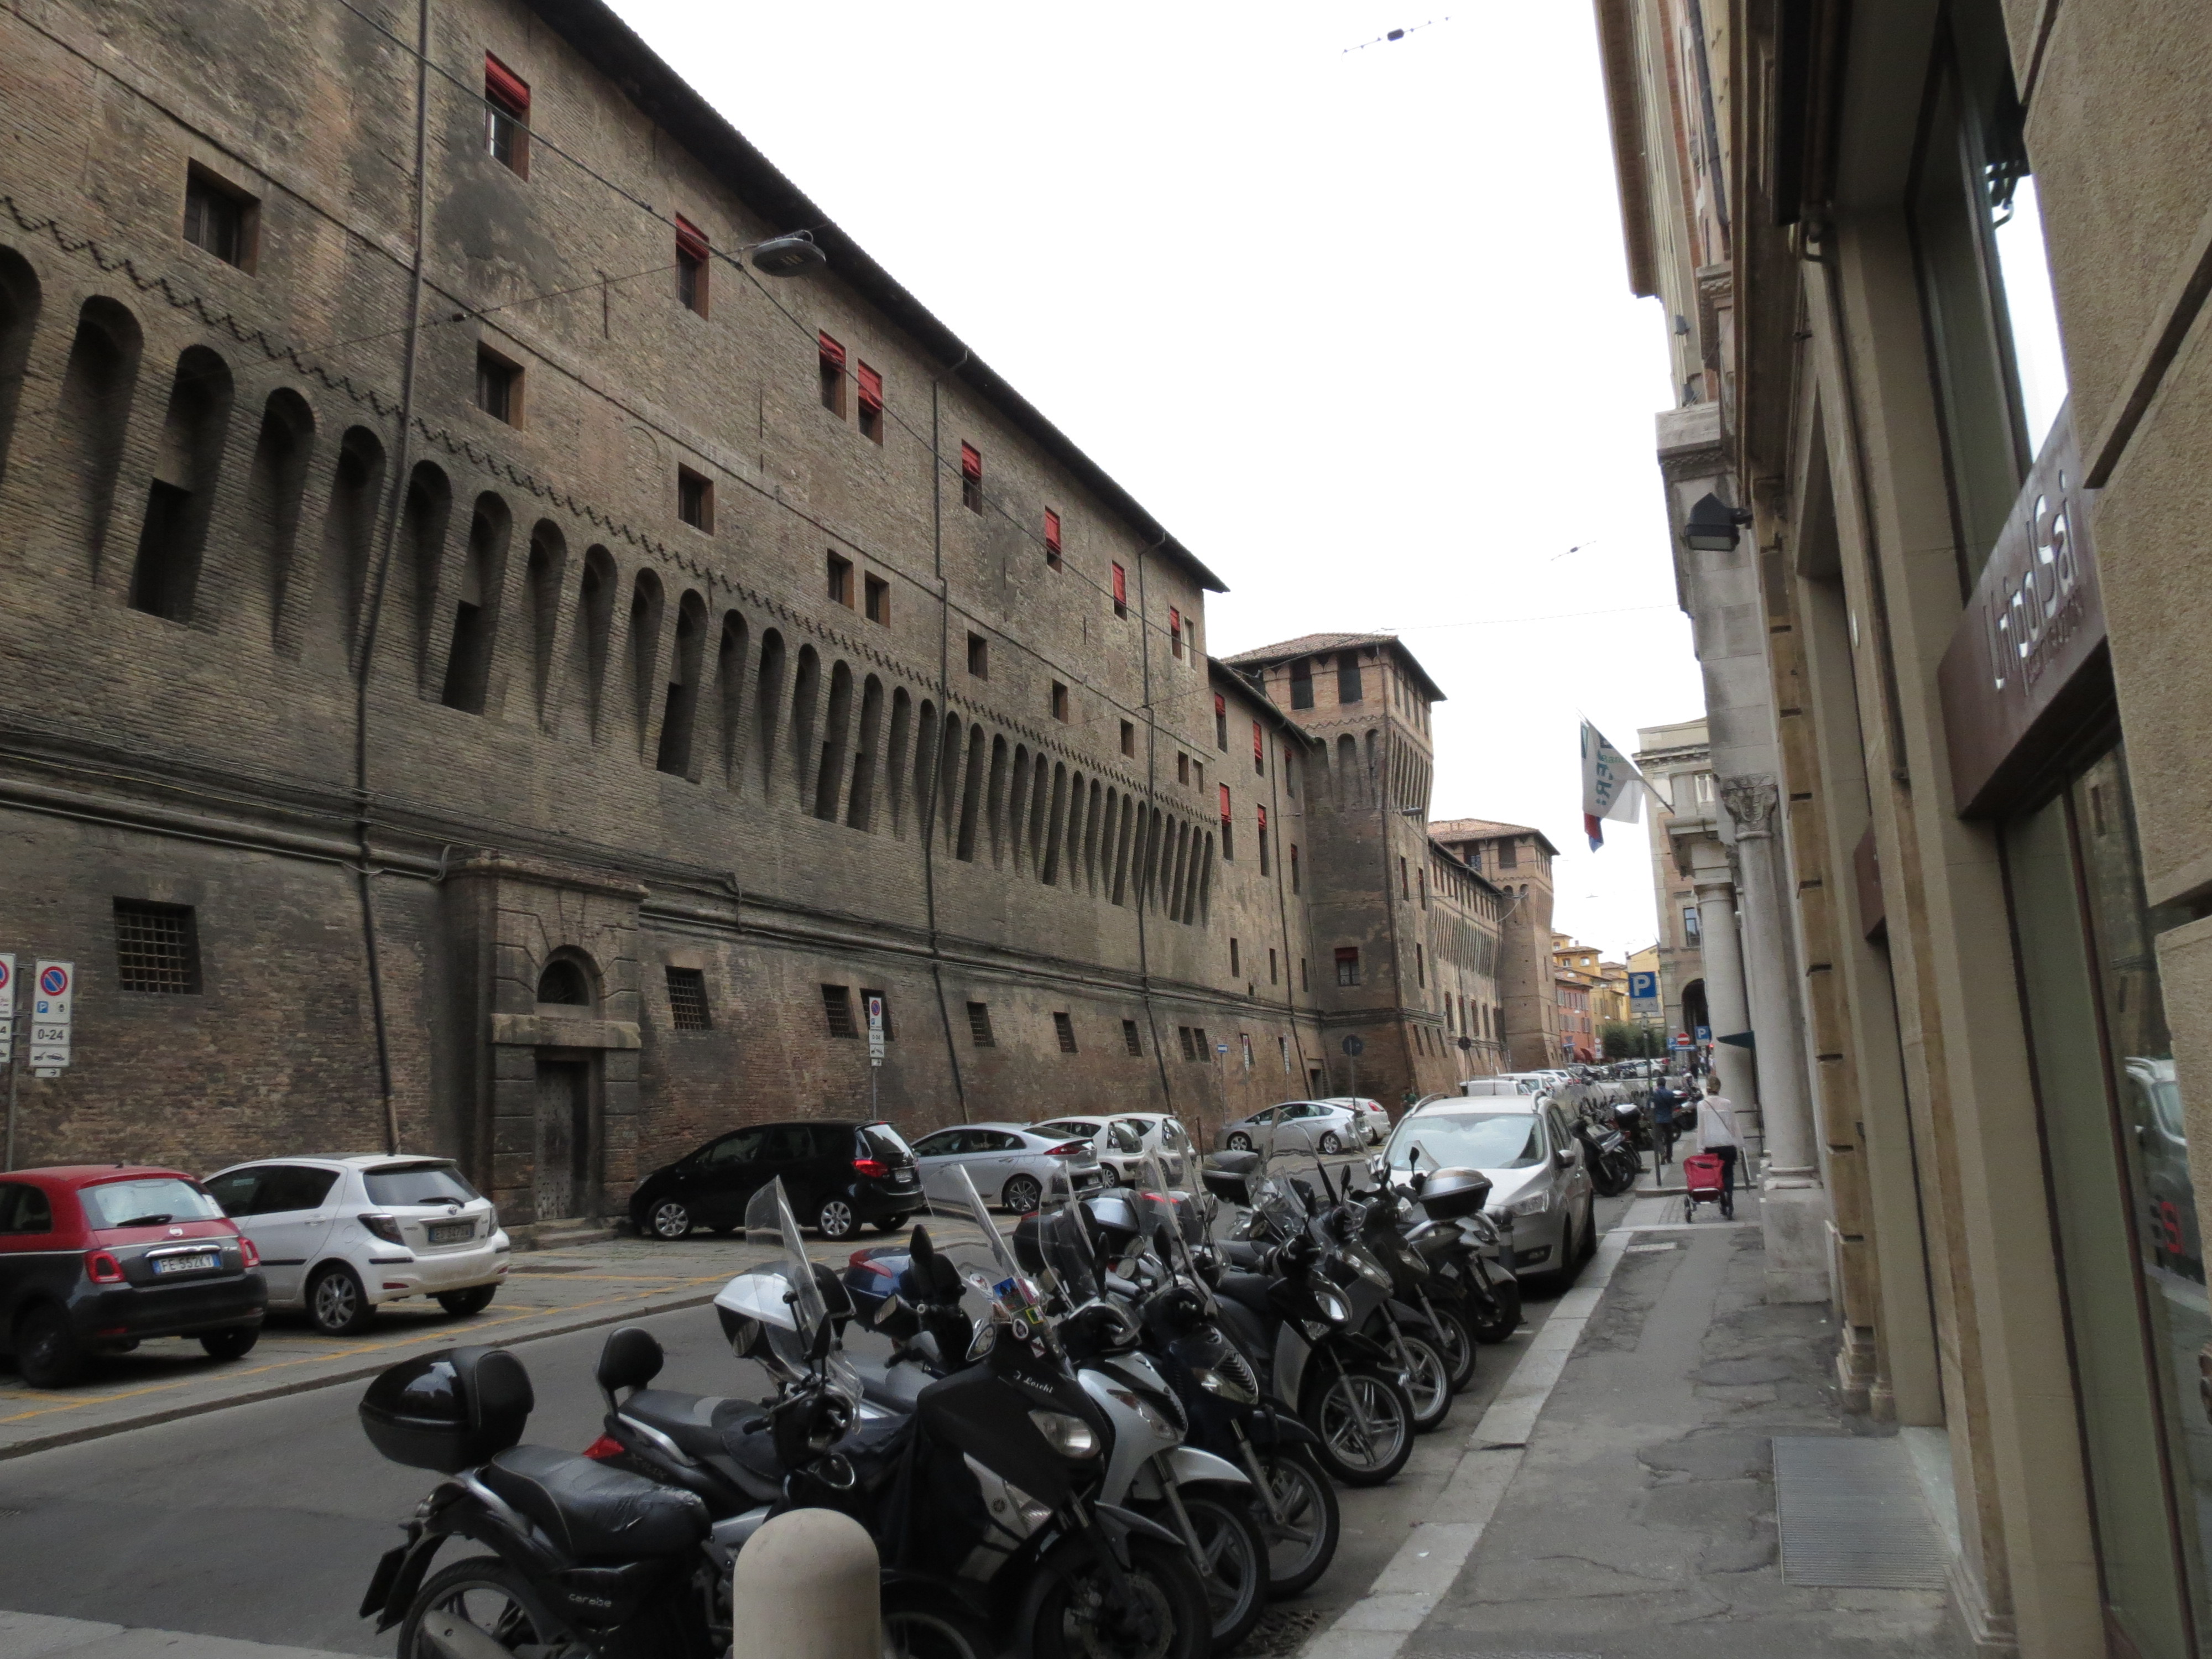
[622, 1388, 758, 1461]
[1216, 1239, 1267, 1270]
[1215, 1272, 1276, 1317]
[479, 1444, 708, 1559]
[851, 1355, 935, 1413]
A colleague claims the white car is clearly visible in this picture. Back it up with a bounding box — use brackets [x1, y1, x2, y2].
[1031, 1117, 1151, 1183]
[203, 1155, 510, 1337]
[1106, 1112, 1194, 1183]
[1313, 1097, 1391, 1146]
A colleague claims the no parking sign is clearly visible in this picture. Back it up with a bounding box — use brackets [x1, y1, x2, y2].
[30, 959, 72, 1076]
[0, 954, 13, 1066]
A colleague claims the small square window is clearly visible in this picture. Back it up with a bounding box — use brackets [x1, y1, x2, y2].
[1214, 695, 1228, 752]
[1290, 658, 1314, 710]
[857, 362, 883, 442]
[677, 467, 713, 531]
[1045, 509, 1063, 570]
[960, 443, 982, 512]
[114, 899, 202, 994]
[1052, 682, 1070, 723]
[822, 984, 857, 1037]
[1178, 1026, 1197, 1062]
[1229, 938, 1240, 978]
[1120, 720, 1136, 758]
[864, 575, 889, 624]
[1300, 958, 1309, 992]
[1170, 607, 1183, 659]
[475, 347, 521, 425]
[967, 1000, 995, 1046]
[1053, 1011, 1078, 1054]
[1335, 946, 1361, 987]
[1111, 563, 1128, 618]
[1123, 1019, 1142, 1056]
[1193, 1027, 1210, 1062]
[1269, 948, 1278, 984]
[1177, 753, 1191, 785]
[967, 633, 988, 679]
[820, 332, 847, 415]
[182, 165, 256, 270]
[827, 552, 854, 607]
[675, 216, 709, 315]
[665, 967, 711, 1030]
[859, 989, 894, 1039]
[1291, 844, 1301, 893]
[484, 54, 530, 176]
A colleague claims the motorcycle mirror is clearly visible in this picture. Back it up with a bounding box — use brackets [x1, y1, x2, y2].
[1556, 1147, 1574, 1168]
[809, 1313, 837, 1365]
[1406, 1145, 1421, 1170]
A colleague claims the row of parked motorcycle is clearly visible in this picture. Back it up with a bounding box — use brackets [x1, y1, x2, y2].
[350, 1142, 1525, 1659]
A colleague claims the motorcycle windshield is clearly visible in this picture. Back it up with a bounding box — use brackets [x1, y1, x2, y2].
[1132, 1153, 1178, 1255]
[1040, 1196, 1102, 1305]
[1254, 1170, 1311, 1243]
[744, 1178, 859, 1405]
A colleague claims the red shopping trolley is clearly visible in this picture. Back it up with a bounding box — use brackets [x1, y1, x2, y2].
[1682, 1152, 1729, 1221]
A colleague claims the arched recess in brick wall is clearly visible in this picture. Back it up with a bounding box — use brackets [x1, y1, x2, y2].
[1005, 744, 1030, 872]
[1042, 763, 1069, 885]
[127, 345, 234, 623]
[572, 545, 616, 737]
[937, 712, 964, 843]
[910, 698, 939, 840]
[626, 568, 666, 754]
[714, 611, 750, 789]
[54, 296, 143, 573]
[956, 721, 987, 862]
[439, 492, 508, 715]
[985, 734, 1010, 864]
[244, 389, 318, 646]
[787, 644, 821, 808]
[753, 628, 787, 791]
[813, 659, 854, 819]
[1084, 779, 1104, 893]
[884, 688, 912, 838]
[0, 249, 44, 496]
[523, 521, 566, 721]
[1197, 833, 1215, 925]
[320, 426, 388, 666]
[535, 950, 600, 1010]
[847, 673, 884, 830]
[655, 589, 707, 780]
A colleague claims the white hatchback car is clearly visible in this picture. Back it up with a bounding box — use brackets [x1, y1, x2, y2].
[203, 1155, 510, 1336]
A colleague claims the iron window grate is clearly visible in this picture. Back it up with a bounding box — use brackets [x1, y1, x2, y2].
[822, 985, 856, 1038]
[1123, 1019, 1143, 1057]
[967, 1001, 994, 1046]
[1053, 1012, 1077, 1054]
[665, 968, 711, 1030]
[114, 900, 201, 994]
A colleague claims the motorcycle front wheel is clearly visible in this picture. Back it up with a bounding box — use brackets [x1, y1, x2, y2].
[882, 1585, 994, 1659]
[1025, 1533, 1211, 1659]
[1469, 1274, 1523, 1344]
[1256, 1445, 1340, 1597]
[1305, 1365, 1413, 1486]
[1394, 1329, 1456, 1432]
[398, 1556, 572, 1659]
[1165, 1489, 1270, 1651]
[1428, 1302, 1478, 1391]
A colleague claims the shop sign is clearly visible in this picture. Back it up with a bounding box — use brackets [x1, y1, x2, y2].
[1938, 415, 2108, 816]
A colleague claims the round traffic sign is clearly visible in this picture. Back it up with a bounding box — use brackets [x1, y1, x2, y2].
[1456, 1036, 1474, 1051]
[0, 959, 9, 992]
[40, 966, 69, 997]
[1341, 1035, 1365, 1057]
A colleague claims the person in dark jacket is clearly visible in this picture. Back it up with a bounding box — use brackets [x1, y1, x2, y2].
[1648, 1079, 1680, 1167]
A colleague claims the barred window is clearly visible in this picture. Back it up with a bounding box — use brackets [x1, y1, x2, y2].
[114, 900, 201, 994]
[1123, 1019, 1143, 1057]
[1053, 1012, 1078, 1054]
[665, 967, 711, 1031]
[822, 984, 857, 1038]
[967, 1001, 995, 1047]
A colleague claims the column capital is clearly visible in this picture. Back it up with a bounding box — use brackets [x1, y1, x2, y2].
[1721, 775, 1780, 839]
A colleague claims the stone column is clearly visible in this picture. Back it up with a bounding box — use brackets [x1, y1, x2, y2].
[1685, 836, 1762, 1162]
[1721, 776, 1818, 1177]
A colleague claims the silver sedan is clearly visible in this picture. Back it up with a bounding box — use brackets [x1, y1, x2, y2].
[909, 1122, 1105, 1213]
[1379, 1099, 1597, 1286]
[1220, 1100, 1364, 1156]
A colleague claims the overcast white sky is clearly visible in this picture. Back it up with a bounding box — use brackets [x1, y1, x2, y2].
[607, 0, 1707, 961]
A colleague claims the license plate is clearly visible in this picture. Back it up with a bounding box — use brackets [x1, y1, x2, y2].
[427, 1222, 473, 1244]
[892, 1170, 915, 1187]
[153, 1251, 220, 1275]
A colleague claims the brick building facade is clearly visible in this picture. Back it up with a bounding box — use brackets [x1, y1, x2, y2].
[0, 0, 1499, 1221]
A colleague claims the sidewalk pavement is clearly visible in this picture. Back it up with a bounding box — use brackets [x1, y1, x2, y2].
[1, 1609, 352, 1659]
[0, 1217, 1004, 1460]
[1302, 1194, 1970, 1659]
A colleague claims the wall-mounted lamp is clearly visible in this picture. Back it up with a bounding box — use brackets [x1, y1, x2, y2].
[1683, 492, 1755, 553]
[751, 229, 827, 276]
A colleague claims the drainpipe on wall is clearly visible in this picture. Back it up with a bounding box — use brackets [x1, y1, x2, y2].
[1132, 538, 1178, 1119]
[924, 354, 969, 1116]
[348, 0, 432, 1159]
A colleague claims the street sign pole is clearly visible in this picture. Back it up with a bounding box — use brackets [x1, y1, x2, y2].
[0, 954, 16, 1172]
[1340, 1034, 1365, 1103]
[30, 961, 70, 1082]
[866, 997, 885, 1118]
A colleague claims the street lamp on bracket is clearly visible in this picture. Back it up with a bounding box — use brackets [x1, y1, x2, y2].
[1683, 492, 1755, 552]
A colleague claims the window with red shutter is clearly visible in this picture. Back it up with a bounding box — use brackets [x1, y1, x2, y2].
[1253, 720, 1264, 775]
[856, 362, 883, 442]
[818, 332, 847, 415]
[1219, 785, 1230, 825]
[960, 442, 982, 511]
[1044, 509, 1062, 569]
[484, 55, 530, 175]
[1111, 563, 1127, 616]
[1214, 694, 1227, 752]
[1170, 606, 1182, 658]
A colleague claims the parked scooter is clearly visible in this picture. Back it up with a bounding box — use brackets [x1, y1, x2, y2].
[1574, 1110, 1642, 1198]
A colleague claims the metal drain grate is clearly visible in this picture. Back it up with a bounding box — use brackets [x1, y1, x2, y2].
[1230, 1604, 1329, 1656]
[1773, 1435, 1947, 1588]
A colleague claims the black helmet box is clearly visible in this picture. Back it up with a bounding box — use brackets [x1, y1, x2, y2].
[359, 1345, 533, 1472]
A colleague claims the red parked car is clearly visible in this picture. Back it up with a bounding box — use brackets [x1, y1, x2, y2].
[0, 1165, 268, 1387]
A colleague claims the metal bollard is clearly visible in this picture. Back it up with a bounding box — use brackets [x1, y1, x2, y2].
[729, 1507, 880, 1659]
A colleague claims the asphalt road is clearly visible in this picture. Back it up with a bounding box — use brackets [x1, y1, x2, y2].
[0, 1181, 1636, 1656]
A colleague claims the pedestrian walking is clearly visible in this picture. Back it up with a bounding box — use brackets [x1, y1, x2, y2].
[1648, 1079, 1679, 1168]
[1697, 1074, 1743, 1217]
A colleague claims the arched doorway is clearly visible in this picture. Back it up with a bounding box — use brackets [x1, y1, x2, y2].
[1680, 978, 1708, 1052]
[533, 953, 604, 1222]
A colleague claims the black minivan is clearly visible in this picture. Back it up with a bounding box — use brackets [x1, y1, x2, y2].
[629, 1120, 921, 1241]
